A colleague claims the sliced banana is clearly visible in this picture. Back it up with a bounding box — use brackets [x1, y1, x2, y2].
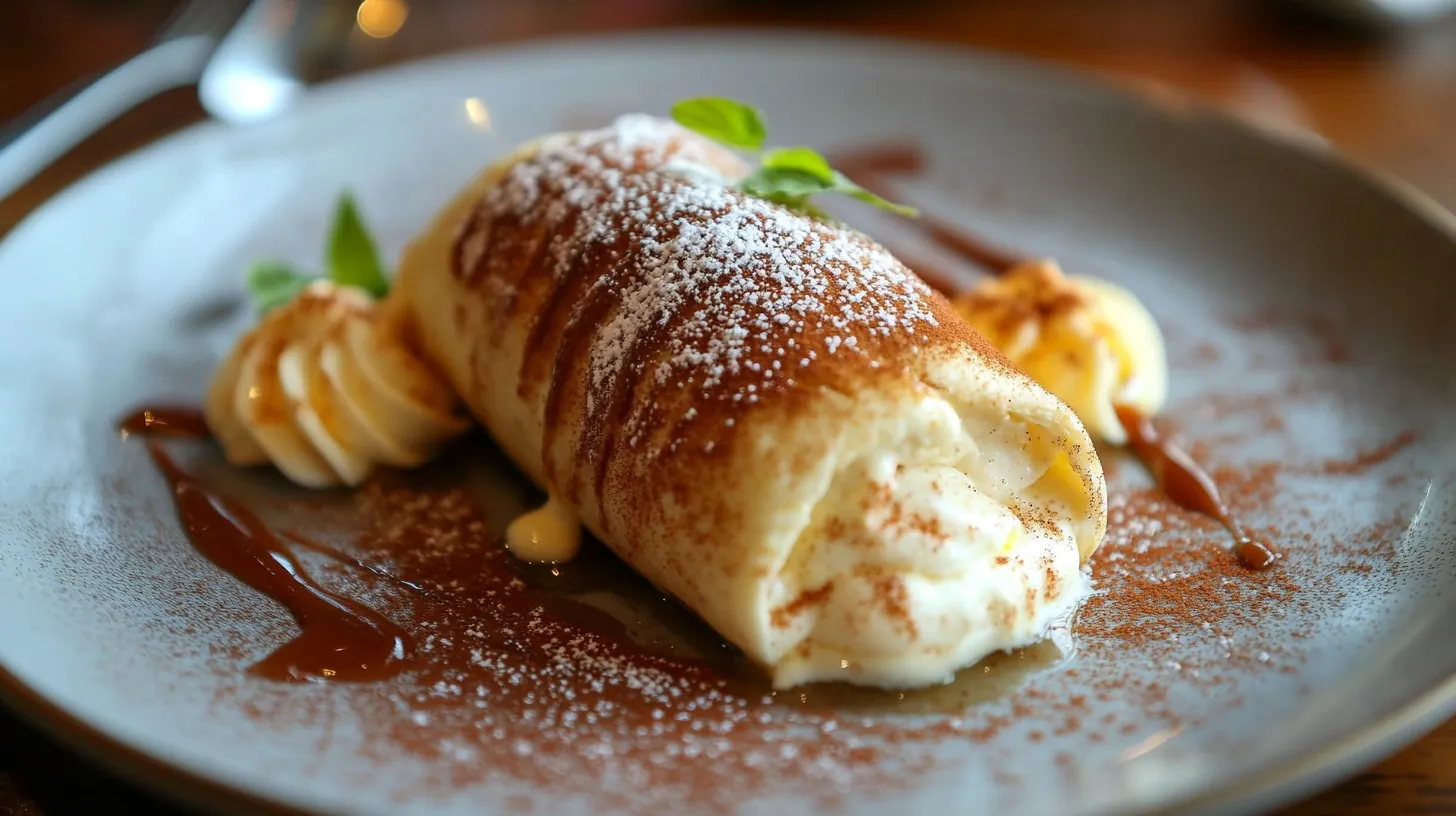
[340, 317, 470, 453]
[203, 280, 472, 487]
[204, 334, 268, 465]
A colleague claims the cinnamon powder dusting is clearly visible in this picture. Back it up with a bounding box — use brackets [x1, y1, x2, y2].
[1317, 431, 1418, 476]
[203, 399, 1423, 814]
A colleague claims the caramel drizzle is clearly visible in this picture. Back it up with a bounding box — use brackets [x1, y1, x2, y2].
[120, 407, 415, 681]
[1115, 406, 1279, 571]
[830, 145, 1026, 276]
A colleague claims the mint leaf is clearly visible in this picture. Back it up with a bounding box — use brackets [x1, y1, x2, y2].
[739, 166, 836, 207]
[246, 260, 315, 314]
[670, 97, 767, 151]
[740, 165, 916, 217]
[326, 191, 388, 297]
[761, 146, 836, 184]
[832, 172, 919, 217]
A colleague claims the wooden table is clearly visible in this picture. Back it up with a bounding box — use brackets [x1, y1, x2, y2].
[1, 1, 1452, 813]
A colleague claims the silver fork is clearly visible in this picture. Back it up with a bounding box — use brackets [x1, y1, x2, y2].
[0, 0, 250, 204]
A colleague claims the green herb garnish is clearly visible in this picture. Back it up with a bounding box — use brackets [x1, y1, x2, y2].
[760, 146, 837, 182]
[245, 260, 315, 314]
[326, 192, 389, 297]
[669, 97, 767, 151]
[245, 191, 389, 313]
[670, 98, 916, 217]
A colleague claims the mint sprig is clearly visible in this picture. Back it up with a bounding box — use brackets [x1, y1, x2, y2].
[245, 191, 389, 313]
[834, 174, 918, 218]
[670, 98, 916, 218]
[761, 146, 836, 182]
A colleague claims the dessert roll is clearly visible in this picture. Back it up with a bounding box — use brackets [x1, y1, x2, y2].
[391, 116, 1108, 689]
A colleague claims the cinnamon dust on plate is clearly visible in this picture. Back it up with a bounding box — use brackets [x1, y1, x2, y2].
[196, 400, 1420, 813]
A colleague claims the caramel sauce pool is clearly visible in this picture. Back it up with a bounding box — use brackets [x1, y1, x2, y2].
[120, 407, 414, 682]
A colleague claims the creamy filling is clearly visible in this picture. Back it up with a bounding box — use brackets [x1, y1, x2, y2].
[764, 394, 1096, 689]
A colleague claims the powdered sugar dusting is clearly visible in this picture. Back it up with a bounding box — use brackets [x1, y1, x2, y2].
[482, 115, 938, 412]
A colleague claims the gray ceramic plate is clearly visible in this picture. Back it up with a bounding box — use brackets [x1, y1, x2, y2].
[0, 31, 1452, 816]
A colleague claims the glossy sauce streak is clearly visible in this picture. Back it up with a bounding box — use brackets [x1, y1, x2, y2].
[282, 531, 433, 596]
[1115, 406, 1280, 570]
[118, 406, 212, 438]
[120, 407, 415, 682]
[830, 145, 1026, 276]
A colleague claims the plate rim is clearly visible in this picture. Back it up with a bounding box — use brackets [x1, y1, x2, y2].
[0, 27, 1453, 816]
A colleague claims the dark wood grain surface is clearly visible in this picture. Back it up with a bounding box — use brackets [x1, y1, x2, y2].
[0, 1, 1452, 814]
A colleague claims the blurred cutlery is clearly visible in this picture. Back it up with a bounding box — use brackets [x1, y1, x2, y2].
[200, 0, 335, 125]
[0, 0, 339, 205]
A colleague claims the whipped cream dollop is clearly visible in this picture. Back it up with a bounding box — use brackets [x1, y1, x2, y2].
[205, 281, 471, 487]
[953, 260, 1168, 445]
